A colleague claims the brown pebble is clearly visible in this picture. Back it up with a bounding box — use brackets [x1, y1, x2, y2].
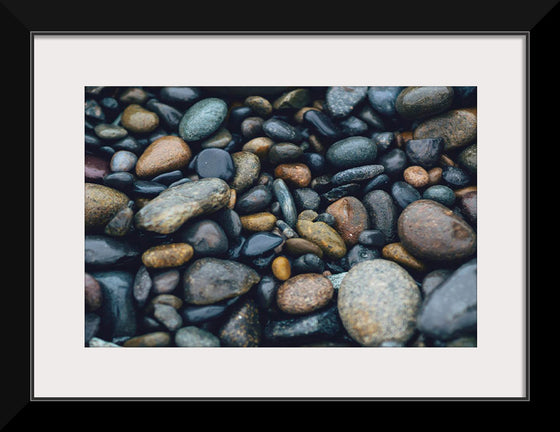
[276, 273, 334, 315]
[284, 237, 324, 258]
[272, 256, 291, 281]
[325, 196, 370, 247]
[85, 273, 103, 312]
[382, 242, 426, 272]
[244, 95, 273, 118]
[150, 294, 184, 310]
[298, 209, 318, 222]
[135, 135, 192, 178]
[123, 332, 170, 347]
[403, 165, 430, 188]
[227, 189, 237, 209]
[313, 100, 325, 110]
[454, 185, 477, 198]
[438, 154, 456, 167]
[295, 219, 347, 260]
[427, 167, 443, 185]
[240, 212, 277, 232]
[242, 137, 274, 161]
[274, 163, 312, 188]
[141, 243, 194, 268]
[121, 104, 159, 134]
[85, 183, 130, 232]
[218, 298, 261, 347]
[396, 131, 413, 148]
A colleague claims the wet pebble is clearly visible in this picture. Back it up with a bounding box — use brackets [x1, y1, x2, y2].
[276, 273, 334, 315]
[179, 97, 228, 141]
[177, 219, 229, 257]
[175, 326, 221, 347]
[135, 135, 192, 179]
[325, 86, 368, 118]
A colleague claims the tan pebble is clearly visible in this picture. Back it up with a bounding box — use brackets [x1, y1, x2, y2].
[227, 189, 237, 209]
[272, 256, 291, 281]
[121, 104, 160, 134]
[135, 135, 192, 178]
[284, 237, 324, 258]
[242, 137, 274, 161]
[313, 99, 325, 110]
[403, 166, 430, 188]
[274, 163, 312, 188]
[85, 183, 130, 231]
[427, 167, 443, 185]
[276, 273, 334, 315]
[298, 209, 318, 222]
[296, 219, 347, 260]
[382, 242, 426, 272]
[244, 95, 273, 118]
[141, 243, 194, 268]
[240, 212, 277, 232]
[150, 294, 183, 310]
[123, 332, 170, 347]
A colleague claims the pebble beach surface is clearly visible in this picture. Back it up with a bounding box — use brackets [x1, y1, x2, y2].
[85, 86, 477, 347]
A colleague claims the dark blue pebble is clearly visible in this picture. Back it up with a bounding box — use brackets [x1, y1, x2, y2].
[292, 253, 325, 274]
[346, 244, 380, 268]
[371, 131, 395, 153]
[292, 188, 321, 212]
[358, 229, 387, 248]
[321, 183, 361, 202]
[213, 208, 243, 240]
[85, 99, 106, 124]
[367, 86, 404, 117]
[182, 296, 239, 324]
[378, 148, 408, 178]
[315, 212, 336, 226]
[391, 181, 421, 209]
[193, 148, 235, 182]
[85, 134, 103, 149]
[103, 171, 135, 193]
[301, 152, 326, 176]
[362, 173, 391, 193]
[159, 87, 201, 108]
[132, 180, 167, 197]
[222, 132, 245, 154]
[150, 170, 184, 186]
[146, 99, 183, 131]
[423, 185, 456, 207]
[235, 185, 273, 215]
[241, 232, 284, 257]
[228, 106, 254, 132]
[405, 138, 444, 168]
[338, 116, 368, 137]
[330, 165, 385, 186]
[99, 97, 121, 122]
[112, 136, 143, 154]
[226, 237, 246, 260]
[250, 250, 278, 271]
[302, 109, 341, 141]
[85, 235, 140, 268]
[357, 104, 385, 130]
[262, 118, 301, 142]
[97, 146, 116, 159]
[441, 166, 471, 189]
[168, 177, 192, 188]
[255, 275, 279, 311]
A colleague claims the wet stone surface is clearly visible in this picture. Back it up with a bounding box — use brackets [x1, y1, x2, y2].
[84, 86, 477, 348]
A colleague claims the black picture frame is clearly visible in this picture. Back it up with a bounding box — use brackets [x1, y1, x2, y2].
[4, 0, 547, 425]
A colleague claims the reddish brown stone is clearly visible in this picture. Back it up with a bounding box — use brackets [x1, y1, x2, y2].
[123, 332, 171, 347]
[403, 166, 430, 188]
[427, 167, 443, 185]
[326, 196, 370, 247]
[284, 238, 324, 258]
[85, 154, 110, 183]
[135, 135, 192, 178]
[456, 189, 477, 227]
[85, 272, 103, 312]
[382, 242, 426, 272]
[276, 273, 334, 315]
[242, 137, 274, 161]
[274, 163, 312, 188]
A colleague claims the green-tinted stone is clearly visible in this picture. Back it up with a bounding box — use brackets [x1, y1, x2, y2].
[179, 97, 228, 142]
[85, 183, 130, 232]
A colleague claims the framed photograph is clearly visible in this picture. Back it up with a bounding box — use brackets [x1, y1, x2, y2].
[4, 0, 544, 423]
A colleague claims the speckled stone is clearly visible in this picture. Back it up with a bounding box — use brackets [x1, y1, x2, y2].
[398, 199, 476, 262]
[85, 183, 131, 232]
[273, 88, 311, 110]
[218, 298, 261, 347]
[135, 135, 192, 178]
[403, 166, 430, 188]
[121, 104, 160, 133]
[295, 219, 347, 260]
[123, 332, 171, 347]
[175, 326, 221, 347]
[110, 150, 137, 172]
[152, 269, 180, 294]
[337, 259, 422, 346]
[229, 151, 261, 193]
[183, 258, 260, 305]
[326, 196, 370, 247]
[272, 256, 291, 281]
[423, 185, 456, 207]
[456, 188, 477, 227]
[274, 163, 312, 188]
[272, 178, 298, 228]
[153, 303, 183, 331]
[240, 212, 277, 232]
[284, 237, 324, 258]
[325, 86, 368, 118]
[141, 243, 194, 268]
[395, 86, 454, 119]
[417, 258, 477, 341]
[325, 136, 377, 169]
[382, 242, 426, 272]
[134, 178, 231, 234]
[268, 142, 304, 165]
[298, 209, 318, 222]
[405, 138, 444, 169]
[104, 206, 134, 236]
[457, 143, 477, 175]
[413, 109, 477, 151]
[179, 97, 228, 141]
[244, 95, 273, 118]
[276, 273, 334, 314]
[330, 164, 385, 186]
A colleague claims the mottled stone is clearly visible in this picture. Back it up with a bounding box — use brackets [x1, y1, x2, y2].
[153, 303, 183, 331]
[362, 189, 398, 243]
[218, 298, 261, 347]
[273, 88, 311, 110]
[134, 178, 231, 234]
[276, 273, 334, 314]
[183, 258, 260, 305]
[268, 142, 304, 165]
[135, 135, 192, 178]
[292, 188, 321, 212]
[326, 196, 370, 247]
[403, 166, 430, 188]
[325, 86, 368, 118]
[284, 237, 324, 258]
[398, 199, 476, 262]
[121, 104, 160, 133]
[200, 127, 232, 149]
[423, 185, 456, 207]
[179, 97, 228, 141]
[456, 188, 477, 227]
[104, 207, 134, 236]
[395, 86, 454, 119]
[295, 219, 347, 260]
[337, 259, 421, 346]
[152, 269, 180, 294]
[405, 138, 444, 169]
[262, 118, 301, 142]
[413, 109, 477, 151]
[457, 143, 477, 175]
[141, 243, 194, 268]
[421, 269, 452, 298]
[330, 165, 385, 186]
[123, 332, 171, 347]
[272, 256, 291, 281]
[110, 150, 137, 172]
[298, 209, 318, 222]
[382, 242, 426, 272]
[175, 326, 221, 347]
[241, 137, 274, 161]
[240, 212, 277, 232]
[229, 151, 261, 193]
[244, 95, 273, 118]
[94, 123, 128, 140]
[132, 265, 152, 306]
[272, 178, 298, 228]
[417, 258, 477, 340]
[274, 163, 312, 188]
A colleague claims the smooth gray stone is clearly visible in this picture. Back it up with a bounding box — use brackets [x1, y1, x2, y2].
[325, 136, 377, 169]
[179, 97, 228, 141]
[417, 258, 477, 341]
[90, 270, 137, 340]
[272, 178, 298, 227]
[325, 86, 368, 118]
[362, 189, 398, 243]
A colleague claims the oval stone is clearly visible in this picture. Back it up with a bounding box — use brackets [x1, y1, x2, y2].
[123, 332, 171, 347]
[284, 237, 324, 258]
[240, 212, 277, 232]
[135, 135, 192, 178]
[179, 97, 228, 141]
[413, 109, 477, 151]
[183, 258, 260, 305]
[229, 151, 261, 193]
[134, 178, 231, 234]
[362, 189, 398, 243]
[325, 86, 368, 118]
[326, 196, 370, 247]
[85, 183, 130, 231]
[397, 199, 476, 262]
[274, 163, 312, 188]
[141, 243, 194, 268]
[295, 219, 347, 260]
[395, 86, 454, 119]
[337, 259, 421, 346]
[121, 104, 160, 133]
[325, 136, 377, 169]
[176, 219, 229, 256]
[276, 273, 334, 314]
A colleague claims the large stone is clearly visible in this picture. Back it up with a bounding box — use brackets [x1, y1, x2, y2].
[413, 108, 477, 151]
[337, 259, 421, 346]
[134, 178, 231, 234]
[326, 196, 370, 247]
[135, 135, 192, 178]
[85, 183, 130, 232]
[179, 97, 228, 141]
